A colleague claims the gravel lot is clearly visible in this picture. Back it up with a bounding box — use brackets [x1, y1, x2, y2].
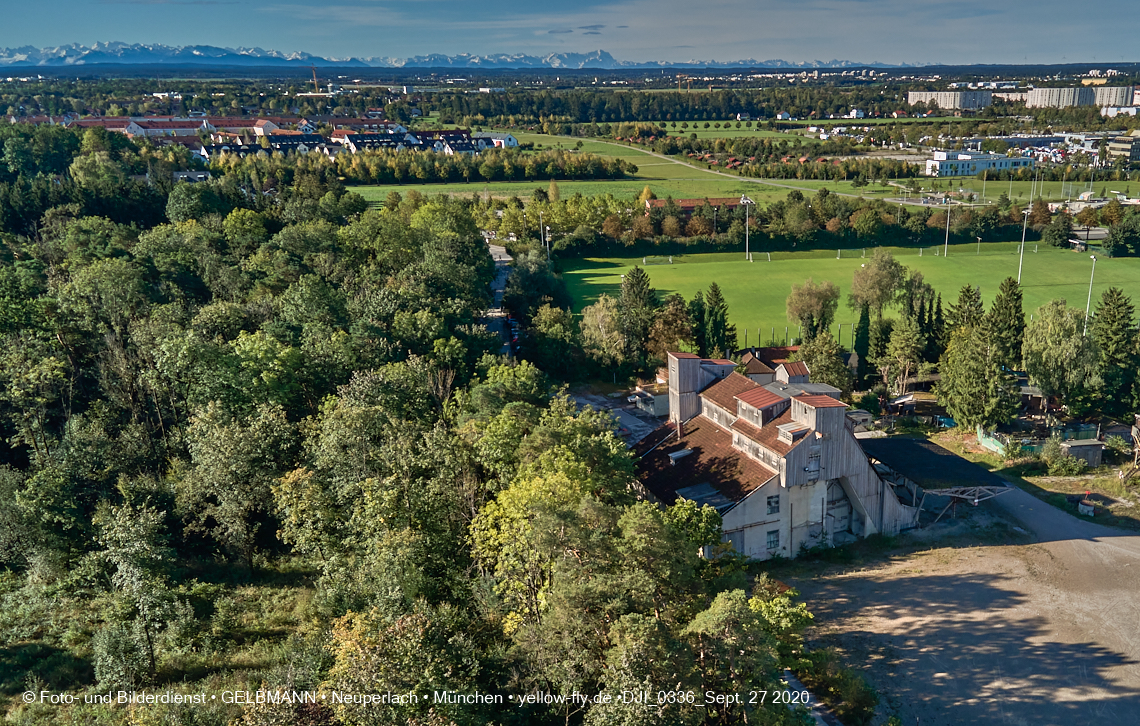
[786, 488, 1140, 725]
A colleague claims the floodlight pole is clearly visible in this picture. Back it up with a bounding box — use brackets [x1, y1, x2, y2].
[1084, 255, 1097, 336]
[943, 200, 950, 257]
[1018, 208, 1029, 283]
[741, 195, 755, 260]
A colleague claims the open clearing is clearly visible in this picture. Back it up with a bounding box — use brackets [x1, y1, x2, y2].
[782, 484, 1140, 725]
[562, 243, 1140, 338]
[354, 128, 1092, 205]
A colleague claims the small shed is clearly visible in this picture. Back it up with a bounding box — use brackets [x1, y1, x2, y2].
[846, 409, 874, 427]
[1062, 439, 1105, 468]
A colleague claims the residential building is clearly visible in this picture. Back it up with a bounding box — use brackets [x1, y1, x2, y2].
[907, 91, 992, 110]
[131, 119, 213, 137]
[924, 150, 1034, 177]
[846, 108, 865, 119]
[1094, 86, 1135, 107]
[1026, 87, 1096, 108]
[637, 353, 917, 560]
[472, 132, 519, 148]
[645, 196, 746, 218]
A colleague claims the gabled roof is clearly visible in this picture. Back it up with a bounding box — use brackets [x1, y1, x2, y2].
[780, 361, 810, 377]
[741, 351, 774, 375]
[795, 394, 848, 409]
[736, 387, 786, 410]
[636, 420, 777, 505]
[754, 346, 800, 367]
[700, 372, 760, 412]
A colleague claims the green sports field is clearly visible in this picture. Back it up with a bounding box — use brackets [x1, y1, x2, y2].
[562, 242, 1140, 346]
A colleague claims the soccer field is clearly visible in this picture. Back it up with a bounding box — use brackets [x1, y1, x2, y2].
[562, 242, 1140, 346]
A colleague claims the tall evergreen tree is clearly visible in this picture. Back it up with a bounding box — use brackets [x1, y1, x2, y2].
[618, 266, 658, 365]
[1090, 287, 1139, 417]
[704, 283, 737, 358]
[932, 294, 947, 359]
[938, 326, 1020, 431]
[688, 291, 707, 358]
[853, 304, 871, 387]
[946, 285, 984, 332]
[985, 277, 1026, 371]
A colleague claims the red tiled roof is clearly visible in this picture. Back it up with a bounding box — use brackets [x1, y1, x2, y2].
[730, 409, 804, 456]
[646, 197, 746, 209]
[736, 387, 785, 409]
[755, 346, 800, 367]
[670, 351, 699, 359]
[781, 361, 810, 377]
[706, 358, 736, 366]
[135, 120, 204, 129]
[741, 351, 775, 375]
[636, 419, 777, 504]
[700, 372, 759, 412]
[795, 394, 848, 408]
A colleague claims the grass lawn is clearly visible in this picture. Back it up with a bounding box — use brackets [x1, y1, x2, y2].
[561, 241, 1140, 343]
[352, 135, 813, 202]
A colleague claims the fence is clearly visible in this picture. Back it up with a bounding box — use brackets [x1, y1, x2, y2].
[977, 423, 1100, 456]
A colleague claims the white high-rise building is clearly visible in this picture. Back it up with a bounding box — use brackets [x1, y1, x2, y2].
[907, 91, 992, 110]
[1026, 87, 1096, 108]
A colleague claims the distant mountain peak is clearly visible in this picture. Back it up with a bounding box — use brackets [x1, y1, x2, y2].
[0, 43, 898, 70]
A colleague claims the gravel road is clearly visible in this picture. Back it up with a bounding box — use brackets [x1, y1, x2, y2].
[788, 488, 1140, 725]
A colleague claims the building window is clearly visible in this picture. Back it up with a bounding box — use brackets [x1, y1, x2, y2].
[767, 495, 780, 515]
[767, 530, 780, 550]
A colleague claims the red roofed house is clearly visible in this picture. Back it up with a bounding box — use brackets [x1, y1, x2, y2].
[645, 197, 745, 218]
[637, 353, 918, 560]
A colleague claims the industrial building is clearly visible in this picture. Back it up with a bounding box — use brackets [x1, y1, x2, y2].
[1107, 132, 1140, 164]
[636, 353, 918, 561]
[924, 150, 1034, 177]
[907, 90, 992, 110]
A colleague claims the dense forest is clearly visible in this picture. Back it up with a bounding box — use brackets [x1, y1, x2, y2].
[0, 112, 832, 726]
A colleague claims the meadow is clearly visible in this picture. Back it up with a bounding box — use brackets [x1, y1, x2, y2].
[561, 241, 1140, 346]
[353, 128, 1110, 205]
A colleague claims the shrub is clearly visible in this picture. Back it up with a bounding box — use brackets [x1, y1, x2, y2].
[93, 621, 150, 690]
[798, 648, 878, 726]
[1041, 435, 1087, 476]
[1048, 454, 1086, 476]
[856, 392, 881, 417]
[1104, 434, 1131, 463]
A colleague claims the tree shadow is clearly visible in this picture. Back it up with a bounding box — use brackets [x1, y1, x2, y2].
[0, 642, 92, 696]
[793, 571, 1140, 724]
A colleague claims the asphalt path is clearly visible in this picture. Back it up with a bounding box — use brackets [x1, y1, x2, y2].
[486, 243, 512, 357]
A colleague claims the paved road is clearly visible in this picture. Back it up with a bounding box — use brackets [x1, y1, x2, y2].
[486, 243, 512, 358]
[791, 488, 1140, 725]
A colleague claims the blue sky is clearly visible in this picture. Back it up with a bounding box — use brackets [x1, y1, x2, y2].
[2, 0, 1139, 65]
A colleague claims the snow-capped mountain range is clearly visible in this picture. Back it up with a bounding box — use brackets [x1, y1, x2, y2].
[0, 43, 897, 70]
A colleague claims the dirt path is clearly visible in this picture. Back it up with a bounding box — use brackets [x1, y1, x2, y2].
[787, 490, 1140, 725]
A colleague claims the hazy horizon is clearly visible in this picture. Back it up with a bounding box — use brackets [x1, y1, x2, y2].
[4, 0, 1139, 67]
